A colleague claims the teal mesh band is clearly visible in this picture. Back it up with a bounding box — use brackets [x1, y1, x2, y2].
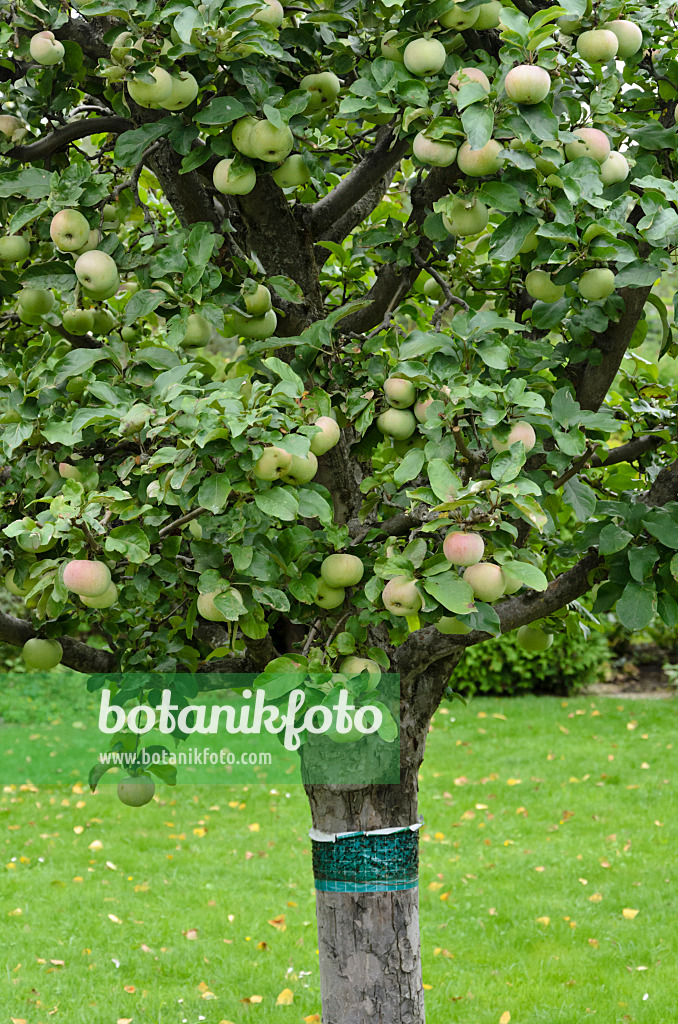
[311, 825, 420, 893]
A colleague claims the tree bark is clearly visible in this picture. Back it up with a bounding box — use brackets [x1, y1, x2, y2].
[304, 706, 429, 1023]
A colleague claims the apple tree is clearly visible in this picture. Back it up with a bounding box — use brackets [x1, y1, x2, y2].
[1, 0, 678, 1019]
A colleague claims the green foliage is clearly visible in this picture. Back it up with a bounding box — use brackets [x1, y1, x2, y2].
[452, 628, 610, 697]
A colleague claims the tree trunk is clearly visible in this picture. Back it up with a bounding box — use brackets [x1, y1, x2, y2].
[305, 729, 427, 1023]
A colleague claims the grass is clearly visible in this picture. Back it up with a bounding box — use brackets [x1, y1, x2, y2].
[1, 689, 677, 1024]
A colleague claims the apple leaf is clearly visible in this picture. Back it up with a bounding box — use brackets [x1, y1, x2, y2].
[254, 488, 299, 522]
[195, 96, 249, 125]
[114, 122, 173, 166]
[423, 573, 475, 614]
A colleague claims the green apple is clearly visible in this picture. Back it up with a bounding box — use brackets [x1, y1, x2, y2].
[29, 31, 65, 65]
[384, 377, 416, 409]
[300, 72, 341, 111]
[315, 578, 345, 609]
[242, 283, 272, 316]
[22, 638, 63, 669]
[443, 531, 485, 566]
[213, 158, 256, 195]
[436, 615, 472, 634]
[377, 408, 417, 439]
[492, 421, 536, 452]
[281, 451, 318, 484]
[321, 553, 364, 588]
[161, 71, 199, 110]
[247, 120, 294, 163]
[117, 773, 155, 807]
[197, 591, 228, 621]
[0, 114, 26, 140]
[5, 568, 31, 597]
[525, 269, 564, 303]
[63, 309, 94, 334]
[565, 128, 610, 164]
[253, 446, 293, 480]
[403, 38, 447, 77]
[474, 1, 502, 29]
[231, 309, 277, 339]
[578, 268, 616, 300]
[50, 209, 90, 251]
[128, 67, 173, 108]
[232, 115, 260, 157]
[91, 309, 117, 335]
[382, 576, 422, 616]
[0, 234, 30, 262]
[423, 278, 443, 301]
[603, 20, 643, 59]
[504, 65, 551, 105]
[309, 416, 340, 456]
[516, 623, 553, 651]
[439, 1, 479, 30]
[82, 582, 118, 609]
[442, 196, 489, 236]
[119, 403, 153, 436]
[339, 656, 381, 690]
[253, 0, 284, 26]
[448, 67, 491, 102]
[272, 154, 310, 188]
[457, 138, 504, 176]
[75, 229, 100, 255]
[381, 30, 404, 63]
[412, 132, 457, 167]
[600, 150, 629, 185]
[463, 562, 505, 601]
[414, 397, 433, 421]
[181, 312, 212, 348]
[519, 227, 539, 253]
[74, 250, 120, 299]
[63, 559, 111, 598]
[18, 288, 54, 316]
[110, 30, 134, 65]
[188, 520, 203, 540]
[577, 29, 619, 62]
[535, 144, 564, 174]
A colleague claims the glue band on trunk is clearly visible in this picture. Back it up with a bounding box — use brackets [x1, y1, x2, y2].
[310, 822, 422, 893]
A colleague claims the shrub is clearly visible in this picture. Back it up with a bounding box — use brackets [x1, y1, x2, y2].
[450, 628, 610, 698]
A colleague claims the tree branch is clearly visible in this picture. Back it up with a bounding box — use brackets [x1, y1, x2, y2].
[308, 126, 410, 240]
[340, 163, 463, 336]
[590, 433, 665, 467]
[313, 163, 401, 267]
[393, 552, 602, 685]
[7, 117, 132, 162]
[0, 610, 116, 672]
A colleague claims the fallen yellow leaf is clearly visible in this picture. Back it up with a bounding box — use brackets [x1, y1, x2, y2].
[623, 908, 639, 920]
[536, 916, 550, 926]
[268, 915, 286, 931]
[248, 822, 260, 832]
[589, 893, 603, 903]
[302, 1016, 321, 1023]
[276, 988, 294, 1005]
[108, 914, 122, 924]
[588, 938, 599, 948]
[184, 928, 199, 940]
[500, 1013, 511, 1024]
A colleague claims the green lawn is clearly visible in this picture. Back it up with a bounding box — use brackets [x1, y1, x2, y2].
[1, 693, 676, 1024]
